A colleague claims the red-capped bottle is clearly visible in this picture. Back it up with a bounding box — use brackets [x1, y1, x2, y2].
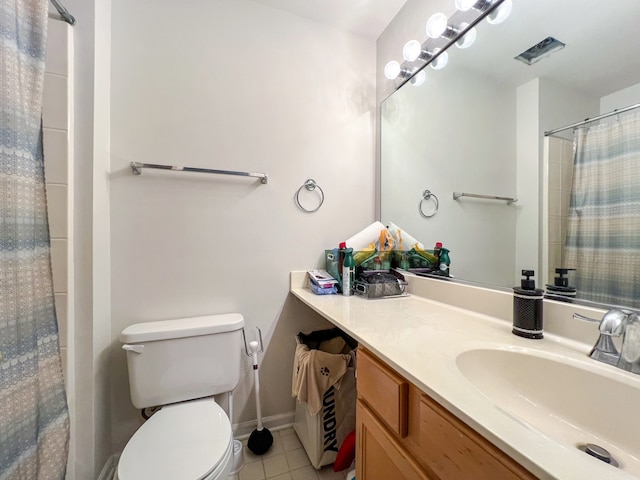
[433, 242, 443, 265]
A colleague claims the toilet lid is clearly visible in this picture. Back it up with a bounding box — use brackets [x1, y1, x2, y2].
[118, 398, 232, 480]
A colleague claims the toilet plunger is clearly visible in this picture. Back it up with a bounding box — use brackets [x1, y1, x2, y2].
[247, 340, 273, 454]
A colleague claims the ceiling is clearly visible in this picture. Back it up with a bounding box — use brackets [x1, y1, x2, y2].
[421, 0, 640, 99]
[248, 0, 408, 40]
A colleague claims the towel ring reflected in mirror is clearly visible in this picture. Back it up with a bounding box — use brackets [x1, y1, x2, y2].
[419, 189, 439, 218]
[295, 179, 324, 213]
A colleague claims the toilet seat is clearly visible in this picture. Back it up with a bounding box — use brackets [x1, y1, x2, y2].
[117, 398, 233, 480]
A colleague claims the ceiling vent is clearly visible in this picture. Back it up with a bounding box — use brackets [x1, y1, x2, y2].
[515, 36, 566, 65]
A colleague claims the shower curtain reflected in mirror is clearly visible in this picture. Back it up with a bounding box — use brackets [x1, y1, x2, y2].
[564, 111, 640, 308]
[0, 1, 70, 479]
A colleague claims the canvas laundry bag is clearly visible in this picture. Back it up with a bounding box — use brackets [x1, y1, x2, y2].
[292, 329, 357, 469]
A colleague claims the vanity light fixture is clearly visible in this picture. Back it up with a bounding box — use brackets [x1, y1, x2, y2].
[454, 0, 478, 10]
[453, 0, 513, 25]
[487, 0, 512, 24]
[426, 14, 476, 49]
[455, 0, 494, 12]
[455, 23, 477, 49]
[384, 0, 511, 87]
[384, 60, 413, 80]
[403, 40, 450, 69]
[410, 70, 427, 87]
[403, 40, 423, 62]
[425, 12, 449, 38]
[430, 49, 448, 70]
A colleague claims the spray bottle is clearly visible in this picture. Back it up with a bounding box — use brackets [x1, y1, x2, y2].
[342, 248, 355, 296]
[439, 247, 450, 276]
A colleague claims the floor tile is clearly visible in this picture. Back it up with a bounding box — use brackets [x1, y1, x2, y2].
[268, 474, 293, 480]
[291, 466, 319, 480]
[316, 466, 343, 479]
[239, 460, 265, 480]
[281, 432, 303, 452]
[237, 427, 349, 480]
[285, 448, 311, 471]
[263, 454, 289, 478]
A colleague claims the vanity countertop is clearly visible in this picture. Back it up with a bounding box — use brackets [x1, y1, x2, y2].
[290, 274, 638, 480]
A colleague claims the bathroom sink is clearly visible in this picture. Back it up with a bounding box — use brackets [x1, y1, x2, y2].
[456, 348, 640, 476]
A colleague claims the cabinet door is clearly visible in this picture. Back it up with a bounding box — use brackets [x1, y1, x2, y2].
[357, 400, 433, 480]
[419, 394, 536, 480]
[357, 347, 409, 437]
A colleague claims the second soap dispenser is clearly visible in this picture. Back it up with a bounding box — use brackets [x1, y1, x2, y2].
[512, 270, 544, 339]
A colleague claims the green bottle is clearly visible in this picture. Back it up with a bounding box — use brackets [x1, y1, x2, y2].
[439, 247, 450, 276]
[342, 248, 355, 296]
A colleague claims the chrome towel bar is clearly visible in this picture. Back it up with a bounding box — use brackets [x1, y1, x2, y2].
[130, 162, 268, 184]
[453, 192, 517, 205]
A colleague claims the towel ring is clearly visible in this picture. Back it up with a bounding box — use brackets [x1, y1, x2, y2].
[419, 189, 439, 218]
[295, 179, 324, 213]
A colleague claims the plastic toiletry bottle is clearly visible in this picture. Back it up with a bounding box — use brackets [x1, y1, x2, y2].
[338, 241, 347, 273]
[433, 242, 442, 264]
[342, 248, 355, 296]
[439, 247, 450, 275]
[399, 252, 409, 270]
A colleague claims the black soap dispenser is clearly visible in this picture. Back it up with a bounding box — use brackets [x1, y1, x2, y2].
[512, 270, 544, 339]
[545, 268, 577, 300]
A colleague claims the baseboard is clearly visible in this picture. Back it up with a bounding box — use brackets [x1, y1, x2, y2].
[233, 411, 295, 439]
[97, 454, 119, 480]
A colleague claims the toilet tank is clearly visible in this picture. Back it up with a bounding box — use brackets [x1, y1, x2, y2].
[119, 313, 245, 409]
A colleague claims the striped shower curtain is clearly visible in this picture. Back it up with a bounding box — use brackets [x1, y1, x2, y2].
[564, 111, 640, 307]
[1, 1, 70, 479]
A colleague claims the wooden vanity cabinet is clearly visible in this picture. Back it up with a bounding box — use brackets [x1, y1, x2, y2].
[356, 348, 536, 480]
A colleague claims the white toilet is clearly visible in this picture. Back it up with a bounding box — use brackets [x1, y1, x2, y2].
[116, 313, 245, 480]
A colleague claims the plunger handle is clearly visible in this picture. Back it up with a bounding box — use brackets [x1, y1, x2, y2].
[249, 340, 263, 431]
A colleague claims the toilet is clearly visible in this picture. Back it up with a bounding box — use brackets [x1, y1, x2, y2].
[116, 313, 245, 480]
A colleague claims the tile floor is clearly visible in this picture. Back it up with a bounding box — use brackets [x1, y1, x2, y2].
[230, 428, 351, 480]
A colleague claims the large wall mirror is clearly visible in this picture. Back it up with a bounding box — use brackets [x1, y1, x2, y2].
[380, 0, 640, 308]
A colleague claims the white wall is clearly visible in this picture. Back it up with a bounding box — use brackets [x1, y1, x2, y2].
[109, 0, 376, 452]
[51, 1, 113, 478]
[381, 65, 517, 286]
[600, 82, 640, 113]
[43, 17, 75, 479]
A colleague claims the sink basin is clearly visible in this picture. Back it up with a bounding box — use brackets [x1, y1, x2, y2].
[456, 348, 640, 475]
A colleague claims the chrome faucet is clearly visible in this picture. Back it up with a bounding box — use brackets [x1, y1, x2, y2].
[573, 309, 632, 366]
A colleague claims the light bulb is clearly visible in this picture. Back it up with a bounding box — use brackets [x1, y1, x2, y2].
[410, 70, 427, 87]
[426, 13, 448, 38]
[487, 0, 512, 24]
[403, 40, 422, 62]
[430, 49, 448, 70]
[455, 0, 477, 11]
[384, 61, 401, 80]
[455, 24, 477, 49]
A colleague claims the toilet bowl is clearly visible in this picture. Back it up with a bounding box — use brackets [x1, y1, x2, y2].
[116, 398, 233, 480]
[118, 314, 246, 480]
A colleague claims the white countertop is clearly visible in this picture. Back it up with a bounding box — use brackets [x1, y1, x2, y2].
[290, 274, 638, 480]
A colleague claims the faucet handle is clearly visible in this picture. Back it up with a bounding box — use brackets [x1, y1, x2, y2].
[573, 309, 630, 336]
